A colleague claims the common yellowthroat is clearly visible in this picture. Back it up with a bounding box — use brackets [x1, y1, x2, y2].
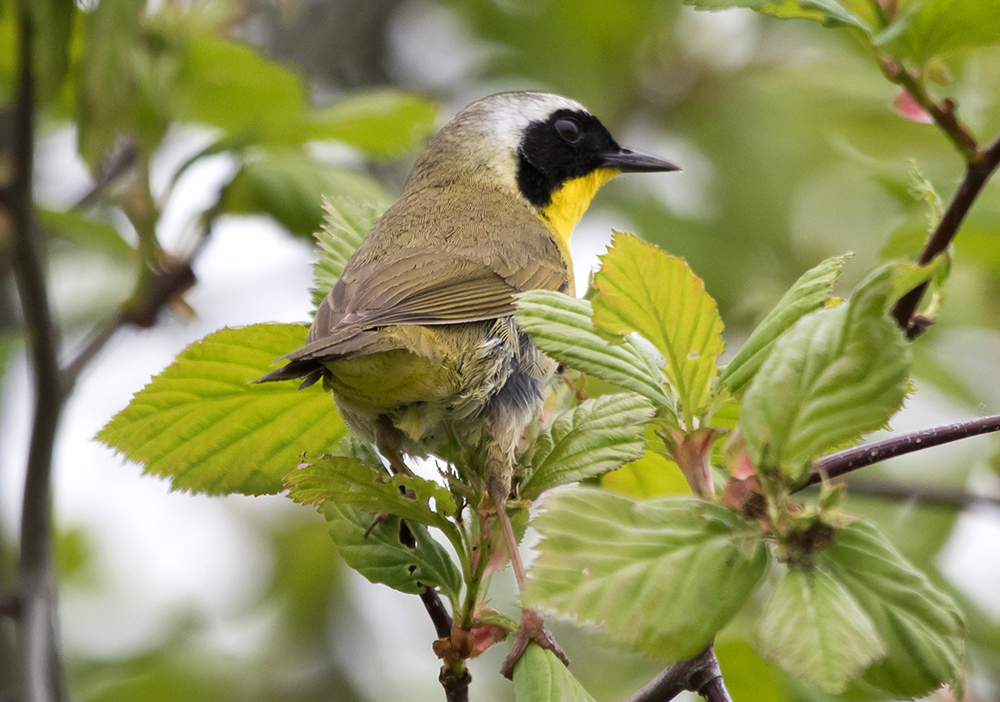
[260, 92, 677, 674]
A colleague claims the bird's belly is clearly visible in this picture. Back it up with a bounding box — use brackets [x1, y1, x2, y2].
[326, 320, 553, 455]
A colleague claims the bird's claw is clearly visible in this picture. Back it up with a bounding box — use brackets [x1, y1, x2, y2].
[500, 608, 569, 680]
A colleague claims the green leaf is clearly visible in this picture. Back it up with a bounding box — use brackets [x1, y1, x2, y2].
[720, 256, 846, 395]
[97, 324, 346, 495]
[739, 268, 911, 482]
[285, 455, 457, 529]
[223, 151, 391, 238]
[38, 207, 135, 261]
[324, 502, 462, 603]
[514, 291, 676, 412]
[306, 90, 438, 159]
[177, 36, 305, 139]
[29, 0, 74, 102]
[758, 566, 885, 692]
[525, 489, 768, 661]
[77, 0, 145, 167]
[513, 644, 596, 702]
[683, 0, 869, 29]
[310, 198, 385, 309]
[818, 521, 965, 699]
[601, 450, 693, 499]
[876, 0, 1000, 62]
[520, 393, 654, 501]
[592, 232, 724, 422]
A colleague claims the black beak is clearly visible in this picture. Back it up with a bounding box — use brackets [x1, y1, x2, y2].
[599, 147, 680, 173]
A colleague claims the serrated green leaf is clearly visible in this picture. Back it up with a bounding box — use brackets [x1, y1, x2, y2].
[306, 90, 438, 159]
[520, 393, 654, 500]
[601, 450, 693, 499]
[683, 0, 869, 29]
[720, 256, 846, 395]
[759, 566, 884, 693]
[740, 268, 911, 482]
[310, 198, 385, 309]
[818, 521, 965, 699]
[224, 151, 390, 238]
[285, 455, 456, 529]
[97, 324, 346, 495]
[525, 489, 767, 661]
[324, 502, 462, 603]
[514, 291, 675, 412]
[592, 232, 724, 422]
[513, 644, 596, 702]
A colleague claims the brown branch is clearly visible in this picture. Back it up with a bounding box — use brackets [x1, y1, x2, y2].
[844, 480, 1000, 510]
[439, 668, 471, 702]
[623, 645, 732, 702]
[8, 7, 65, 702]
[880, 58, 979, 161]
[797, 414, 1000, 492]
[887, 128, 1000, 336]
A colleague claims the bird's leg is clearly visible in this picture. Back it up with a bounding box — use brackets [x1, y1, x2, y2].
[488, 479, 569, 679]
[375, 415, 415, 478]
[483, 419, 569, 679]
[366, 417, 415, 538]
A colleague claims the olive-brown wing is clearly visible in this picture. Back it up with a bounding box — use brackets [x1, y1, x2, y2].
[286, 248, 566, 365]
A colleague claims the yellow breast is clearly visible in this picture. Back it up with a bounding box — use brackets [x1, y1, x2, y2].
[537, 168, 620, 273]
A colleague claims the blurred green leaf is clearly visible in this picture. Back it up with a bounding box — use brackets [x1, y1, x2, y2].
[818, 521, 965, 699]
[876, 0, 1000, 63]
[714, 642, 787, 702]
[39, 207, 135, 261]
[758, 566, 884, 692]
[720, 255, 847, 395]
[223, 150, 390, 237]
[592, 232, 725, 422]
[311, 198, 385, 310]
[525, 489, 767, 661]
[740, 268, 911, 482]
[29, 0, 75, 102]
[520, 393, 654, 500]
[97, 324, 347, 495]
[177, 36, 304, 138]
[268, 519, 341, 640]
[513, 644, 596, 702]
[306, 90, 438, 159]
[77, 0, 145, 167]
[285, 455, 457, 528]
[323, 502, 462, 603]
[515, 291, 676, 412]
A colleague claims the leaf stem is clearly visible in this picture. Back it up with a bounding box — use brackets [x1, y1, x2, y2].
[8, 6, 66, 701]
[796, 414, 1000, 491]
[622, 644, 732, 702]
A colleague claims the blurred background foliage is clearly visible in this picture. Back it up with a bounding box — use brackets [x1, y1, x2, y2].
[0, 0, 999, 700]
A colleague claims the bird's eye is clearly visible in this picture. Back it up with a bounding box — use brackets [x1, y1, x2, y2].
[554, 118, 583, 144]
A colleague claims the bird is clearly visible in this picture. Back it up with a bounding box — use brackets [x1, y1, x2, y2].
[259, 91, 678, 676]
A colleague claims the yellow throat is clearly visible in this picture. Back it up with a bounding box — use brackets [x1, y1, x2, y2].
[538, 168, 620, 252]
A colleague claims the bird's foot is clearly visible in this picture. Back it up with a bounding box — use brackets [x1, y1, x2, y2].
[500, 608, 569, 680]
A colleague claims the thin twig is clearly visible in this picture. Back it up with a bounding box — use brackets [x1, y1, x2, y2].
[889, 132, 1000, 336]
[439, 668, 471, 702]
[623, 645, 732, 702]
[845, 480, 1000, 510]
[8, 7, 65, 702]
[797, 414, 1000, 491]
